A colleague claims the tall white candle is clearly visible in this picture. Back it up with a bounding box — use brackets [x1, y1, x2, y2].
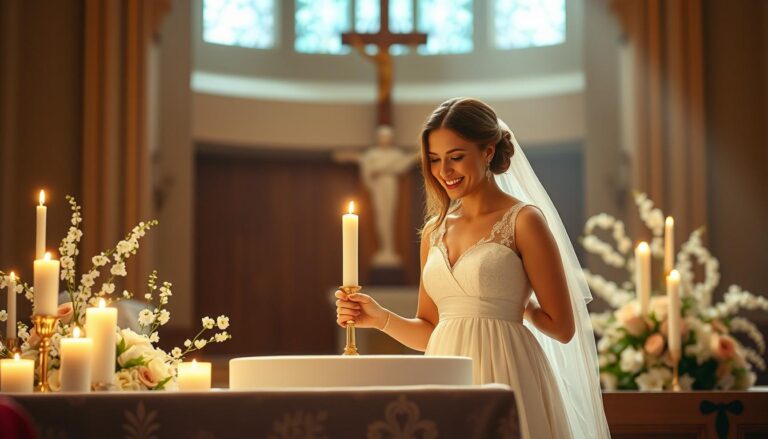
[85, 299, 117, 386]
[667, 269, 681, 359]
[664, 216, 675, 276]
[36, 190, 47, 260]
[33, 252, 60, 316]
[177, 359, 211, 391]
[635, 242, 651, 315]
[342, 201, 358, 287]
[0, 353, 34, 393]
[6, 272, 16, 338]
[60, 327, 93, 392]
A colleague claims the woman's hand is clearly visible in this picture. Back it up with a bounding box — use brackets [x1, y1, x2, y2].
[335, 290, 389, 329]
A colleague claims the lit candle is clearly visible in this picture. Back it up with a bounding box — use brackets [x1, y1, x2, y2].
[667, 269, 681, 359]
[6, 271, 16, 338]
[60, 327, 93, 392]
[36, 190, 47, 260]
[342, 201, 358, 287]
[635, 242, 651, 315]
[0, 353, 34, 393]
[85, 299, 117, 387]
[177, 359, 211, 391]
[33, 252, 60, 316]
[664, 216, 675, 276]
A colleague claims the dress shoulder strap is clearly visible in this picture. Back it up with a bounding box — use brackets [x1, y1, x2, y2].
[495, 202, 530, 250]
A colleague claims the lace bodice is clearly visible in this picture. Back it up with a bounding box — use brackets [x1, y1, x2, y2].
[422, 203, 533, 323]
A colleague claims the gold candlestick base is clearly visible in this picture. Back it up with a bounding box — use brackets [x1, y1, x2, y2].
[340, 285, 362, 356]
[33, 315, 59, 392]
[4, 337, 20, 357]
[671, 354, 681, 392]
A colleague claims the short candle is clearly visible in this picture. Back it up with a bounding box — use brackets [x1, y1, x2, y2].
[0, 353, 34, 393]
[177, 359, 211, 391]
[60, 327, 93, 392]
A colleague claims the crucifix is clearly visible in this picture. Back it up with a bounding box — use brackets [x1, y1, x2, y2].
[342, 0, 428, 126]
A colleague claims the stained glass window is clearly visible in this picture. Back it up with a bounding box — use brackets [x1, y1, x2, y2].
[297, 0, 473, 55]
[203, 0, 276, 49]
[494, 0, 566, 50]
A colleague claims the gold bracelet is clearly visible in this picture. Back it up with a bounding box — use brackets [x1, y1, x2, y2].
[380, 311, 391, 332]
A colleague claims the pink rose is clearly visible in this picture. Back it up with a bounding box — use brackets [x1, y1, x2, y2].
[716, 362, 732, 379]
[624, 316, 648, 337]
[615, 302, 639, 324]
[711, 334, 737, 361]
[644, 333, 666, 357]
[57, 302, 74, 324]
[136, 366, 159, 389]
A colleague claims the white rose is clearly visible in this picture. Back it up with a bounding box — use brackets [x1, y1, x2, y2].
[115, 369, 142, 391]
[119, 328, 152, 349]
[600, 373, 618, 391]
[118, 344, 154, 368]
[619, 347, 644, 374]
[635, 367, 671, 391]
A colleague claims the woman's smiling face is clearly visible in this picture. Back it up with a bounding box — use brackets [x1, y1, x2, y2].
[427, 128, 494, 200]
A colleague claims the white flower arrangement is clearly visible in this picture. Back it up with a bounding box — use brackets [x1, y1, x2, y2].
[0, 195, 232, 391]
[585, 192, 767, 391]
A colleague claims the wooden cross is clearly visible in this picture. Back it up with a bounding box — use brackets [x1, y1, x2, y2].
[342, 0, 427, 126]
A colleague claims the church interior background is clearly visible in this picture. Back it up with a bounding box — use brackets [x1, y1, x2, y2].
[0, 0, 767, 431]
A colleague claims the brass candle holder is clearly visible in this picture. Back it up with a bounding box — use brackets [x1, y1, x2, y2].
[4, 337, 20, 356]
[670, 352, 681, 392]
[340, 285, 362, 356]
[33, 314, 58, 392]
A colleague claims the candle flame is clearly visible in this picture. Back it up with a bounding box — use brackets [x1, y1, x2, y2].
[348, 201, 355, 214]
[39, 190, 45, 206]
[73, 327, 81, 338]
[668, 269, 680, 281]
[13, 353, 20, 361]
[9, 271, 15, 281]
[98, 298, 106, 308]
[44, 252, 51, 261]
[192, 359, 198, 366]
[666, 216, 674, 226]
[637, 241, 649, 251]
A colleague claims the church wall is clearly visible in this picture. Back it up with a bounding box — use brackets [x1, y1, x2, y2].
[0, 0, 84, 313]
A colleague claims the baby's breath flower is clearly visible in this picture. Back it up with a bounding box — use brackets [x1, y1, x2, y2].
[183, 339, 192, 347]
[158, 309, 170, 325]
[138, 309, 155, 326]
[214, 332, 230, 342]
[202, 317, 215, 330]
[0, 310, 7, 322]
[216, 315, 230, 330]
[101, 283, 115, 295]
[194, 339, 207, 349]
[171, 347, 182, 358]
[110, 262, 127, 277]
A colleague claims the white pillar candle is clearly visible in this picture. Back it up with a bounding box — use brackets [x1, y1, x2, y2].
[664, 216, 675, 276]
[60, 327, 93, 392]
[6, 272, 16, 338]
[0, 353, 34, 393]
[85, 299, 117, 386]
[177, 359, 211, 391]
[635, 242, 651, 315]
[33, 252, 59, 316]
[667, 269, 681, 359]
[36, 190, 47, 260]
[342, 201, 359, 287]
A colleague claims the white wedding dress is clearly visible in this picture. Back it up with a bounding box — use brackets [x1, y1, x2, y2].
[424, 202, 573, 439]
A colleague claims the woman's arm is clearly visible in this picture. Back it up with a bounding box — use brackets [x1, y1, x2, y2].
[516, 206, 575, 344]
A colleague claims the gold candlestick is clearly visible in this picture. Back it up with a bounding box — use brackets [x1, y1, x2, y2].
[340, 285, 361, 356]
[671, 353, 681, 391]
[33, 315, 58, 392]
[4, 337, 20, 357]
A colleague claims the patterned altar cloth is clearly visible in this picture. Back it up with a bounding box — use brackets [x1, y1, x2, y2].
[5, 385, 519, 438]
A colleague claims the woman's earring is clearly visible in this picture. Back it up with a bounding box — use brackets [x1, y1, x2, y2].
[485, 160, 492, 180]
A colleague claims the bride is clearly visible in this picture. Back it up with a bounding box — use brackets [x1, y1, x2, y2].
[335, 98, 610, 438]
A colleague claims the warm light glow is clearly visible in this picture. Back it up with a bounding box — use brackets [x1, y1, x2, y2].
[192, 359, 198, 367]
[73, 327, 81, 338]
[39, 190, 45, 206]
[666, 216, 674, 227]
[668, 269, 680, 282]
[348, 201, 355, 215]
[637, 241, 649, 252]
[43, 252, 51, 261]
[98, 298, 106, 308]
[13, 353, 20, 361]
[9, 271, 15, 281]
